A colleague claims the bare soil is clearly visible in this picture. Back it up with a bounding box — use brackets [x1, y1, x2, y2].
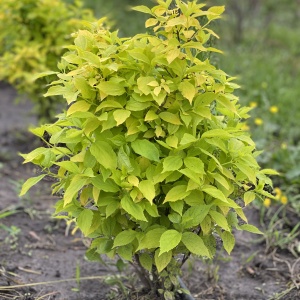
[0, 83, 299, 299]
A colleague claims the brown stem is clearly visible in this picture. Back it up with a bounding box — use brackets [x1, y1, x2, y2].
[130, 254, 153, 291]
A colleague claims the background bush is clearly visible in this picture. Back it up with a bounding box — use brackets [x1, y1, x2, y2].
[0, 0, 95, 120]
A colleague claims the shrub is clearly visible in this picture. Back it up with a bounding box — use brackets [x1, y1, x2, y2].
[21, 0, 277, 298]
[0, 0, 95, 120]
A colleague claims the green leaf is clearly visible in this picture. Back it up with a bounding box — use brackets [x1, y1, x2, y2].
[201, 129, 232, 139]
[155, 250, 172, 273]
[44, 85, 65, 97]
[179, 168, 201, 185]
[118, 244, 133, 262]
[77, 209, 93, 236]
[180, 133, 198, 145]
[260, 169, 280, 175]
[178, 81, 196, 103]
[132, 5, 153, 15]
[167, 17, 186, 27]
[145, 18, 158, 28]
[90, 141, 117, 170]
[139, 253, 153, 272]
[181, 205, 211, 228]
[91, 175, 119, 193]
[97, 81, 125, 97]
[238, 224, 263, 235]
[221, 231, 235, 255]
[159, 230, 182, 255]
[145, 202, 160, 217]
[106, 200, 120, 217]
[244, 191, 256, 206]
[159, 112, 182, 125]
[113, 109, 131, 126]
[164, 185, 191, 203]
[64, 175, 87, 205]
[184, 157, 205, 174]
[169, 201, 184, 216]
[235, 162, 257, 184]
[163, 156, 183, 172]
[32, 70, 58, 81]
[20, 174, 46, 196]
[118, 147, 134, 172]
[113, 230, 136, 248]
[56, 161, 80, 174]
[166, 48, 180, 64]
[131, 139, 160, 162]
[121, 196, 147, 221]
[145, 110, 158, 121]
[80, 51, 101, 67]
[21, 147, 48, 163]
[137, 227, 166, 250]
[208, 6, 225, 18]
[96, 100, 123, 111]
[217, 94, 237, 113]
[166, 136, 178, 148]
[209, 211, 230, 231]
[181, 232, 210, 257]
[74, 77, 94, 99]
[138, 180, 156, 203]
[128, 50, 150, 64]
[67, 100, 91, 116]
[212, 173, 230, 190]
[202, 185, 228, 203]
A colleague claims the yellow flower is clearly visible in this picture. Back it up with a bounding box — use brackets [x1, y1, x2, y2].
[274, 187, 282, 197]
[261, 82, 268, 89]
[269, 106, 279, 114]
[280, 195, 288, 205]
[281, 143, 287, 149]
[254, 118, 263, 126]
[264, 198, 271, 207]
[250, 102, 257, 108]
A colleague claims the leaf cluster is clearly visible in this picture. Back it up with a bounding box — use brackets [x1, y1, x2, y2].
[21, 0, 275, 288]
[0, 0, 95, 120]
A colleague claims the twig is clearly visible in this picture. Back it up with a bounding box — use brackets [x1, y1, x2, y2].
[0, 275, 106, 291]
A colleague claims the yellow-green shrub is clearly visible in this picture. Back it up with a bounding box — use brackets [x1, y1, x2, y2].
[21, 0, 277, 298]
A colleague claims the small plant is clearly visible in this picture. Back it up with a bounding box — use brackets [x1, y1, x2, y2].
[0, 0, 95, 120]
[21, 0, 277, 298]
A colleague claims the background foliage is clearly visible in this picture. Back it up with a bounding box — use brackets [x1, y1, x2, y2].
[0, 0, 95, 119]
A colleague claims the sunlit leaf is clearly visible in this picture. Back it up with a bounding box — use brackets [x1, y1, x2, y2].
[131, 139, 160, 162]
[138, 180, 156, 203]
[155, 249, 173, 273]
[77, 209, 94, 236]
[20, 174, 46, 196]
[113, 230, 136, 247]
[221, 231, 235, 254]
[121, 196, 147, 221]
[209, 210, 230, 231]
[159, 230, 182, 255]
[182, 232, 210, 257]
[163, 156, 183, 172]
[164, 185, 191, 203]
[90, 141, 117, 170]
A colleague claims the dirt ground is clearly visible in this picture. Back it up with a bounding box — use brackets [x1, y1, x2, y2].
[0, 82, 299, 300]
